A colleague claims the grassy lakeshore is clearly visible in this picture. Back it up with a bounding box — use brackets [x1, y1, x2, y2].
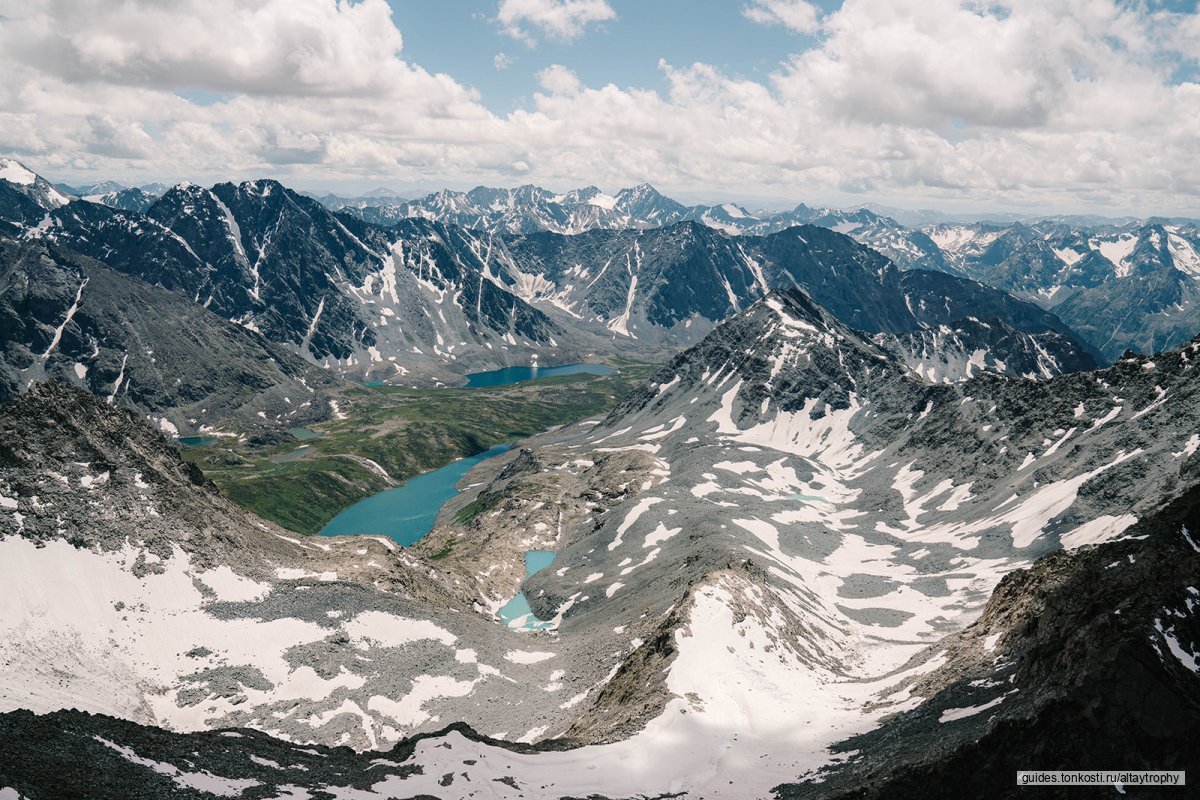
[181, 360, 659, 535]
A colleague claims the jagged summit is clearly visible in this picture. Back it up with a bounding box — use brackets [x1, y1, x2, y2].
[602, 286, 931, 449]
[0, 158, 72, 219]
[0, 233, 338, 430]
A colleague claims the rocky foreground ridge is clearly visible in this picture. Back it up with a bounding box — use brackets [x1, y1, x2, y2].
[1, 487, 1196, 799]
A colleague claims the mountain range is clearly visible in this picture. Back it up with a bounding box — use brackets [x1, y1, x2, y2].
[26, 162, 1200, 369]
[0, 159, 1103, 435]
[1, 285, 1197, 797]
[327, 179, 1200, 362]
[2, 157, 1199, 799]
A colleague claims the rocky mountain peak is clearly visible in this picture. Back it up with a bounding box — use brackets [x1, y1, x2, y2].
[760, 287, 855, 339]
[0, 159, 38, 187]
[614, 182, 686, 218]
[619, 181, 661, 198]
[0, 159, 72, 212]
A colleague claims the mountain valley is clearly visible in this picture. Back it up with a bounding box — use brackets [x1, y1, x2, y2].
[3, 281, 1199, 797]
[1, 161, 1199, 800]
[7, 3, 1200, 796]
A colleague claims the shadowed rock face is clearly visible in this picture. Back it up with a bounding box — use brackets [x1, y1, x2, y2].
[142, 180, 389, 360]
[0, 160, 72, 222]
[0, 381, 295, 562]
[0, 234, 340, 432]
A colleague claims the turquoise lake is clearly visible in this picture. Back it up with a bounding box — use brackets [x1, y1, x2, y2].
[497, 550, 557, 632]
[319, 443, 511, 544]
[319, 364, 608, 560]
[465, 363, 613, 388]
[176, 436, 220, 447]
[786, 493, 829, 503]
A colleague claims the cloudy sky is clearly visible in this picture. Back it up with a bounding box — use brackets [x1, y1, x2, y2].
[1, 0, 1198, 215]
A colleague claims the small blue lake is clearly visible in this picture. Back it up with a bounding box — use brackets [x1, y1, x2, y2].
[176, 436, 220, 447]
[465, 363, 614, 388]
[498, 550, 557, 632]
[319, 443, 511, 544]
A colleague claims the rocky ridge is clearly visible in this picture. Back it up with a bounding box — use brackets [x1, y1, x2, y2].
[0, 234, 340, 433]
[776, 486, 1200, 799]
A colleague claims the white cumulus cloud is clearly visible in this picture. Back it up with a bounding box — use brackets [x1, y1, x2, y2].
[743, 0, 821, 34]
[0, 0, 1198, 216]
[536, 64, 583, 95]
[496, 0, 617, 44]
[0, 0, 418, 97]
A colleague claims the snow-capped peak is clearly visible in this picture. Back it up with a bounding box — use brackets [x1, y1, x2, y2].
[0, 158, 71, 208]
[0, 159, 38, 186]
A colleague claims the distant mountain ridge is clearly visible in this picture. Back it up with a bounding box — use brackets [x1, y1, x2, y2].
[926, 219, 1200, 359]
[0, 159, 1112, 407]
[33, 167, 1200, 365]
[325, 179, 1200, 361]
